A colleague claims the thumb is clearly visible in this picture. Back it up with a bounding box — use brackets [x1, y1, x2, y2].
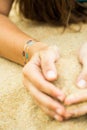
[77, 65, 87, 89]
[40, 46, 59, 81]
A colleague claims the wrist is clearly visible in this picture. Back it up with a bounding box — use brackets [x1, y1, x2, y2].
[22, 40, 48, 65]
[28, 41, 48, 58]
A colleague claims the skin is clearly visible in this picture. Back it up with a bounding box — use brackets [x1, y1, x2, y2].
[0, 0, 87, 121]
[65, 43, 87, 118]
[0, 0, 66, 121]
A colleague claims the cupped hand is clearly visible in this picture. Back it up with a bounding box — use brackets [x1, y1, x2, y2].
[77, 42, 87, 89]
[65, 43, 87, 118]
[65, 90, 87, 118]
[22, 45, 66, 121]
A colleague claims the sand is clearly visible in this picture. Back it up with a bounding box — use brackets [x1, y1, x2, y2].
[0, 4, 87, 130]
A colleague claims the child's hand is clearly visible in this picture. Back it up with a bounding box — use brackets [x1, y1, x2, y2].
[64, 43, 87, 118]
[22, 45, 66, 121]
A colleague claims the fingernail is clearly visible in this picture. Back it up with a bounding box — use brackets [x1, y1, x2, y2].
[47, 71, 56, 79]
[56, 109, 64, 115]
[54, 115, 63, 121]
[77, 79, 87, 88]
[58, 95, 65, 102]
[64, 112, 73, 119]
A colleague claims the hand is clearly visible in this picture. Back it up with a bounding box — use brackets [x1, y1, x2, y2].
[76, 42, 87, 89]
[22, 45, 66, 121]
[64, 43, 87, 118]
[64, 90, 87, 118]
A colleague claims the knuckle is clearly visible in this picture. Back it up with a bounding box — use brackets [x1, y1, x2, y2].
[43, 60, 51, 67]
[48, 86, 57, 97]
[40, 48, 58, 64]
[49, 88, 55, 97]
[41, 56, 52, 66]
[47, 100, 57, 110]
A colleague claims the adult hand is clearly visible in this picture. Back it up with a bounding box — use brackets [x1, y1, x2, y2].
[65, 90, 87, 118]
[22, 44, 66, 121]
[65, 43, 87, 118]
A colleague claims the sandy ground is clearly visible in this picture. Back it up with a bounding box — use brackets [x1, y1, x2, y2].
[0, 5, 87, 130]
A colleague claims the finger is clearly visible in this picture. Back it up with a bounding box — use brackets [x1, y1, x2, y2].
[78, 42, 87, 66]
[77, 42, 87, 89]
[40, 106, 63, 121]
[23, 77, 65, 116]
[23, 57, 65, 102]
[29, 83, 65, 116]
[40, 45, 59, 81]
[76, 66, 87, 89]
[67, 105, 87, 118]
[65, 90, 87, 105]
